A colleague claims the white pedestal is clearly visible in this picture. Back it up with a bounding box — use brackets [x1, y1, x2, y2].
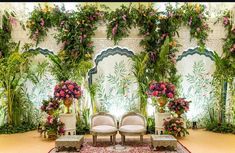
[155, 112, 171, 135]
[60, 114, 76, 135]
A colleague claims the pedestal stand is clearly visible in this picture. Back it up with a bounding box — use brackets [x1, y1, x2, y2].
[60, 113, 76, 135]
[155, 112, 171, 135]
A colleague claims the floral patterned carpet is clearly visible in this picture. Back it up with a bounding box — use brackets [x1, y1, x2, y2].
[49, 138, 191, 153]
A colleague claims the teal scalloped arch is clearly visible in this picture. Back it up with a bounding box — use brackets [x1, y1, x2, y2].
[28, 47, 54, 56]
[176, 47, 215, 62]
[88, 47, 134, 85]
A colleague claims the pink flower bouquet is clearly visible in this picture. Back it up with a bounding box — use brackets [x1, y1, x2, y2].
[148, 81, 175, 99]
[168, 98, 190, 115]
[163, 117, 189, 137]
[54, 80, 82, 101]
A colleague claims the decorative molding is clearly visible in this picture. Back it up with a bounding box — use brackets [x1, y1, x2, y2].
[176, 47, 215, 62]
[88, 46, 134, 85]
[28, 47, 54, 56]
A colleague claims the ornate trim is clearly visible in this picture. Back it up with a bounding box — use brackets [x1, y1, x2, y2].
[28, 47, 54, 56]
[176, 47, 215, 62]
[88, 46, 134, 85]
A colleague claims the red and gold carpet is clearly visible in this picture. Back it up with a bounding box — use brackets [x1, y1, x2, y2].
[49, 138, 191, 153]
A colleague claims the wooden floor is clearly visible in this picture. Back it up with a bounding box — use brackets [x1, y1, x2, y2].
[0, 129, 235, 153]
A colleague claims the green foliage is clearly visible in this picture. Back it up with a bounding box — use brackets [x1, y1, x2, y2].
[0, 123, 36, 134]
[26, 4, 55, 45]
[132, 52, 149, 116]
[104, 3, 136, 44]
[206, 122, 235, 134]
[180, 3, 211, 49]
[47, 51, 93, 83]
[76, 108, 90, 135]
[88, 83, 98, 114]
[146, 116, 155, 134]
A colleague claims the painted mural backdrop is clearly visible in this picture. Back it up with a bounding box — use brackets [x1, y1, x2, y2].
[93, 55, 139, 120]
[176, 49, 215, 123]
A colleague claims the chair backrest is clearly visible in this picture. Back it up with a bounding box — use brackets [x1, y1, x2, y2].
[120, 112, 147, 128]
[91, 112, 117, 128]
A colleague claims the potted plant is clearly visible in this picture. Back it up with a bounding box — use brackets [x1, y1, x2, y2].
[163, 117, 189, 137]
[168, 98, 190, 118]
[54, 80, 82, 114]
[44, 115, 65, 140]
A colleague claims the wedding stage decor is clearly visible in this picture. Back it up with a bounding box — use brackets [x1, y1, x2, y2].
[49, 137, 191, 153]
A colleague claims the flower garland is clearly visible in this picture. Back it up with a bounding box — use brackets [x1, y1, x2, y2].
[104, 4, 136, 45]
[180, 3, 211, 50]
[54, 4, 102, 61]
[26, 4, 55, 45]
[221, 10, 235, 56]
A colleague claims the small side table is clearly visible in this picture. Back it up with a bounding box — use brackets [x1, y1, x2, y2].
[151, 135, 177, 151]
[55, 135, 84, 152]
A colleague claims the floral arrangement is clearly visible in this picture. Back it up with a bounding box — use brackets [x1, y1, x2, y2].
[163, 117, 189, 137]
[26, 4, 55, 45]
[40, 97, 60, 115]
[54, 4, 102, 61]
[54, 80, 82, 101]
[148, 81, 175, 99]
[180, 3, 211, 50]
[221, 10, 235, 55]
[44, 115, 65, 135]
[168, 98, 190, 115]
[105, 4, 135, 45]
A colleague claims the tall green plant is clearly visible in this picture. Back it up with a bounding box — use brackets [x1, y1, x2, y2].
[88, 83, 97, 114]
[132, 52, 149, 117]
[0, 43, 40, 125]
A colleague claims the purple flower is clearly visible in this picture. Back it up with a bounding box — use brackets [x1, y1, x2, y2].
[188, 17, 192, 26]
[40, 18, 45, 27]
[149, 52, 156, 62]
[9, 16, 17, 26]
[122, 15, 127, 21]
[223, 17, 229, 26]
[112, 23, 118, 36]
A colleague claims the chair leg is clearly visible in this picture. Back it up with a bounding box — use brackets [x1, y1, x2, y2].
[140, 135, 143, 143]
[113, 134, 116, 145]
[93, 135, 97, 146]
[110, 135, 113, 144]
[121, 135, 125, 145]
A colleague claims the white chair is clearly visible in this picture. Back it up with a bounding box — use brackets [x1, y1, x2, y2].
[119, 112, 147, 145]
[90, 112, 118, 146]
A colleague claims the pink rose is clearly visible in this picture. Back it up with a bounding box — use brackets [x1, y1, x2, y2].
[160, 84, 166, 89]
[68, 85, 74, 91]
[59, 90, 65, 97]
[167, 93, 174, 98]
[152, 91, 158, 97]
[66, 94, 70, 98]
[150, 85, 155, 90]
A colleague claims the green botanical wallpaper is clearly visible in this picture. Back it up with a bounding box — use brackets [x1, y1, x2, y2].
[27, 72, 56, 108]
[95, 60, 139, 119]
[181, 60, 215, 122]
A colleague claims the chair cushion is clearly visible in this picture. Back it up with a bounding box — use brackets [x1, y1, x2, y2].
[92, 115, 116, 127]
[121, 116, 145, 126]
[119, 125, 146, 133]
[91, 125, 117, 133]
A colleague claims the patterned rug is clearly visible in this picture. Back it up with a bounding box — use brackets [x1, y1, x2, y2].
[49, 138, 191, 153]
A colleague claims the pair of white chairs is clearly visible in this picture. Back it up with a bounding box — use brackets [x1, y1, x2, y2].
[90, 112, 147, 146]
